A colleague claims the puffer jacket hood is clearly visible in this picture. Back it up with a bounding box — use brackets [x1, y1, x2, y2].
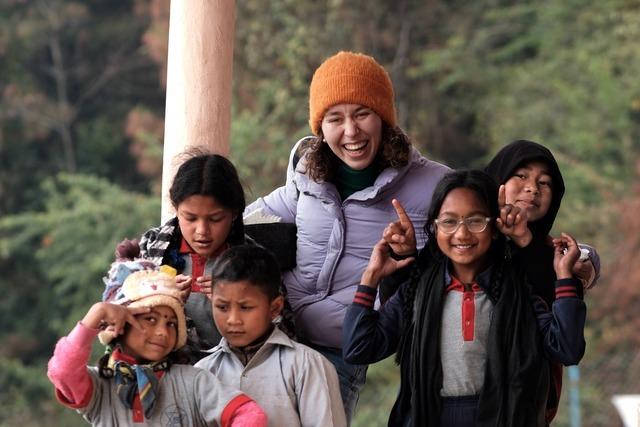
[485, 139, 565, 237]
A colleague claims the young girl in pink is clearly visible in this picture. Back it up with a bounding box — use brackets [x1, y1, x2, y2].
[48, 266, 266, 426]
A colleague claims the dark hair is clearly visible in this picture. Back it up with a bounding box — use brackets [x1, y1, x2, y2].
[424, 169, 503, 256]
[114, 238, 140, 261]
[304, 122, 411, 182]
[169, 153, 246, 245]
[396, 170, 505, 363]
[210, 245, 282, 300]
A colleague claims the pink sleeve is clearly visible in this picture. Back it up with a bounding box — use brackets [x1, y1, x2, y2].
[47, 322, 98, 408]
[222, 397, 267, 427]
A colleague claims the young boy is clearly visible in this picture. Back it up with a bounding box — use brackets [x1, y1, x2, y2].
[195, 245, 347, 427]
[485, 139, 601, 422]
[484, 139, 601, 301]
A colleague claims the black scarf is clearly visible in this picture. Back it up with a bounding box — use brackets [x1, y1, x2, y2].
[393, 257, 549, 427]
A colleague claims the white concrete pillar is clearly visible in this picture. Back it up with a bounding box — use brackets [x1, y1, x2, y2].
[161, 0, 236, 222]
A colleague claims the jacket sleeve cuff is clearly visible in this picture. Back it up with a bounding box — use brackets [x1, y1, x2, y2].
[555, 278, 581, 300]
[353, 285, 377, 308]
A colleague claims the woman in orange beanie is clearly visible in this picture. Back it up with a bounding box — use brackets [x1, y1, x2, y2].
[245, 51, 450, 423]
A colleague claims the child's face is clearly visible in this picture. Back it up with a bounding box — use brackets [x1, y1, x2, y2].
[435, 188, 493, 283]
[503, 161, 553, 222]
[177, 195, 235, 258]
[122, 305, 178, 362]
[211, 280, 283, 348]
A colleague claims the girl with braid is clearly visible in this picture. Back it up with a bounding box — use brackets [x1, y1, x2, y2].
[342, 170, 586, 427]
[129, 152, 294, 363]
[136, 153, 248, 362]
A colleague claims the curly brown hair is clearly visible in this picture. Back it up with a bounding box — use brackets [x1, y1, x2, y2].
[304, 123, 411, 182]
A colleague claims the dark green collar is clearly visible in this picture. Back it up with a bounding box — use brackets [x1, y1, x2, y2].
[334, 162, 379, 200]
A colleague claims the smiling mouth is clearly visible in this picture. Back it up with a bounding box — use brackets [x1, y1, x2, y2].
[148, 342, 168, 350]
[453, 244, 474, 250]
[343, 140, 368, 152]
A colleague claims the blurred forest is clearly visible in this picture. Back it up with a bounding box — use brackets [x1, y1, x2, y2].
[1, 0, 639, 426]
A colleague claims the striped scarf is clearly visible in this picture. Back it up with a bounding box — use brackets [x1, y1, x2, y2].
[139, 218, 180, 267]
[105, 348, 170, 419]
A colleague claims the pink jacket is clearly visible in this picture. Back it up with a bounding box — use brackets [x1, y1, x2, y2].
[47, 322, 266, 426]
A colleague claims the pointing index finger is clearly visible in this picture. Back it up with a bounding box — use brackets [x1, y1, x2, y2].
[391, 199, 412, 228]
[498, 185, 506, 209]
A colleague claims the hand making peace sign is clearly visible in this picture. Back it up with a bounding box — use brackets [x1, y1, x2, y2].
[495, 184, 533, 248]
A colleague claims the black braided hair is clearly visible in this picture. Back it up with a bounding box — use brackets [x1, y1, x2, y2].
[395, 169, 506, 363]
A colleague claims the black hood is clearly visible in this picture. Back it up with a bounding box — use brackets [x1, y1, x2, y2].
[485, 139, 565, 237]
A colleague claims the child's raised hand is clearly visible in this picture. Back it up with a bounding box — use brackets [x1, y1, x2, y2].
[196, 276, 213, 299]
[572, 259, 596, 290]
[175, 274, 192, 303]
[496, 184, 532, 247]
[82, 302, 149, 335]
[361, 239, 415, 288]
[382, 199, 417, 257]
[553, 232, 580, 279]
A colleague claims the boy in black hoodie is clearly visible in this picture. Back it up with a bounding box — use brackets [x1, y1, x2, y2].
[484, 139, 600, 423]
[484, 139, 600, 305]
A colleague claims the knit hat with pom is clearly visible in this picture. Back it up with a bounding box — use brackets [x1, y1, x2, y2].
[308, 51, 396, 135]
[99, 266, 187, 350]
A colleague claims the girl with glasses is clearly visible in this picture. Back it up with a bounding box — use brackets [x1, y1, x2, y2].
[342, 170, 586, 427]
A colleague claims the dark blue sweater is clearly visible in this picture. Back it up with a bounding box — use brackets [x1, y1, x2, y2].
[343, 271, 586, 367]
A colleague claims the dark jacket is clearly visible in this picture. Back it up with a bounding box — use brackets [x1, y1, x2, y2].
[343, 255, 586, 427]
[484, 139, 574, 422]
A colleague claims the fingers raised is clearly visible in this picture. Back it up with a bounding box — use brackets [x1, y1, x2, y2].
[392, 199, 412, 229]
[125, 306, 149, 331]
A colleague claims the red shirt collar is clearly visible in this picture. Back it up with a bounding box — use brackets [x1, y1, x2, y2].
[446, 275, 483, 293]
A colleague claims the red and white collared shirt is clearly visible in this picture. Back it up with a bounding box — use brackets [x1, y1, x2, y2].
[440, 275, 494, 397]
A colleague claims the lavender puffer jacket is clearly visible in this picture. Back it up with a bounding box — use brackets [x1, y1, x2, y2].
[245, 138, 450, 348]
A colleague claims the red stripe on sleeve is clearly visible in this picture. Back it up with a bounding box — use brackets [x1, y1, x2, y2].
[555, 285, 577, 293]
[354, 291, 375, 302]
[556, 291, 578, 299]
[353, 297, 375, 307]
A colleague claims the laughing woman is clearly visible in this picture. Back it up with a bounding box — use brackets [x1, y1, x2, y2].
[244, 51, 450, 422]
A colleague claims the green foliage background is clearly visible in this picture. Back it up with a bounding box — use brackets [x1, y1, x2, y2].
[1, 0, 639, 425]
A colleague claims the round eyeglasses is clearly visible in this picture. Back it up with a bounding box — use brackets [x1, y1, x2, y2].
[434, 216, 492, 234]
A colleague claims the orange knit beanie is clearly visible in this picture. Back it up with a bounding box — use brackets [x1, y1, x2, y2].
[308, 51, 396, 135]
